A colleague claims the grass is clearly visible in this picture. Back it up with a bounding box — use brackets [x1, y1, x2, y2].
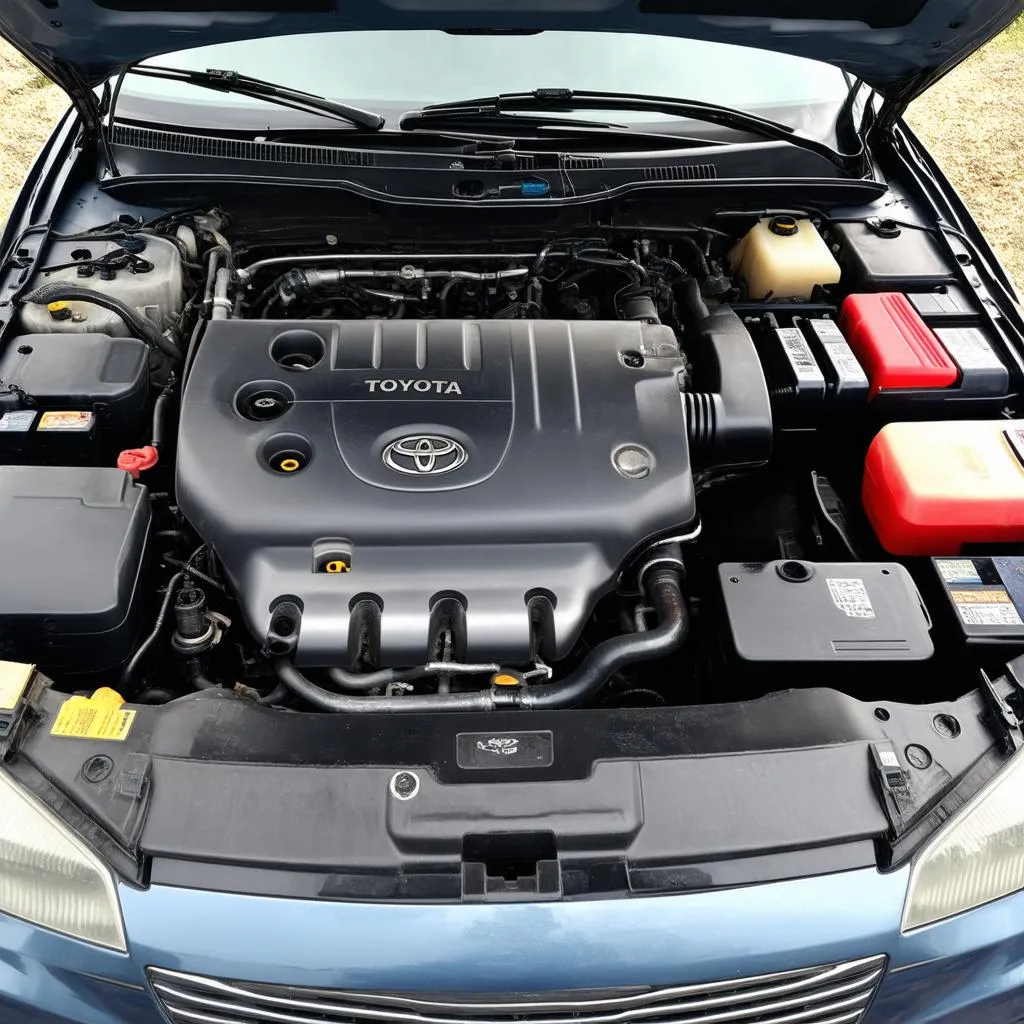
[1, 32, 1023, 287]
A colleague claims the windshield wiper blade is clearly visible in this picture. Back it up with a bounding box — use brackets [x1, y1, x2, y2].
[401, 89, 858, 170]
[129, 66, 385, 131]
[397, 109, 721, 148]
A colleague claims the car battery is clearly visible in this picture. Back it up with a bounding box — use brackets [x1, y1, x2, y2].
[0, 333, 149, 463]
[863, 419, 1024, 555]
[718, 559, 933, 662]
[0, 466, 151, 673]
[839, 293, 1007, 398]
[932, 556, 1024, 644]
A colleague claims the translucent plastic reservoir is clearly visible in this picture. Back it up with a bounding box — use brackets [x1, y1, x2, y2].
[730, 216, 841, 300]
[20, 235, 184, 337]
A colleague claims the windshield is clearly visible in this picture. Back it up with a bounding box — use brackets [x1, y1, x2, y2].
[124, 30, 849, 134]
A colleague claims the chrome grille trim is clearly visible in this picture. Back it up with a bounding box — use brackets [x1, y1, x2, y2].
[149, 955, 886, 1024]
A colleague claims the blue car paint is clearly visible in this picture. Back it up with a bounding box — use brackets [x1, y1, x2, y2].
[3, 865, 1024, 1023]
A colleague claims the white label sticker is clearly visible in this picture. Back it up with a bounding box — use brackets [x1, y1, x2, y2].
[937, 328, 1002, 371]
[0, 410, 37, 433]
[937, 559, 982, 585]
[958, 603, 1024, 626]
[826, 577, 875, 619]
[776, 328, 825, 384]
[822, 341, 869, 383]
[950, 587, 1024, 627]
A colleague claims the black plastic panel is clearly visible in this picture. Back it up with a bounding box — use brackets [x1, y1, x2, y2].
[177, 318, 696, 664]
[0, 467, 150, 672]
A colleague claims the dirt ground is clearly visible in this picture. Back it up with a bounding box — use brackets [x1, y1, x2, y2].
[1, 36, 1022, 286]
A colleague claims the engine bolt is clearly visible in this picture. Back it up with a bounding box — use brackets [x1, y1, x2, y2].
[82, 755, 114, 784]
[390, 770, 420, 801]
[325, 234, 338, 246]
[905, 744, 933, 770]
[612, 444, 654, 480]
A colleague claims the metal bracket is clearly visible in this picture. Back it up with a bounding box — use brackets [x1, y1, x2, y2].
[979, 667, 1023, 754]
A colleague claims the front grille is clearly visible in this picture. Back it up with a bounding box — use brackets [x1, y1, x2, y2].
[148, 955, 886, 1024]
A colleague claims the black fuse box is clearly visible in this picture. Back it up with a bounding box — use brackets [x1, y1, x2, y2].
[803, 318, 869, 404]
[831, 221, 954, 290]
[0, 334, 149, 463]
[719, 560, 933, 662]
[757, 316, 868, 424]
[0, 467, 151, 673]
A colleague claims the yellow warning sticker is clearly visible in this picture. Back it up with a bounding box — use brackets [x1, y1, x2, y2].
[37, 410, 95, 432]
[0, 661, 34, 712]
[51, 687, 135, 741]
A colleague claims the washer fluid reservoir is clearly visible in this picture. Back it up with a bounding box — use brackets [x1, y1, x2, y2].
[20, 235, 184, 337]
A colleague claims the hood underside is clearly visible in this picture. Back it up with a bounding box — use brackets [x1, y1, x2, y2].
[1, 0, 1022, 105]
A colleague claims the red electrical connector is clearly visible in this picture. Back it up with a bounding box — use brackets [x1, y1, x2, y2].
[117, 445, 159, 479]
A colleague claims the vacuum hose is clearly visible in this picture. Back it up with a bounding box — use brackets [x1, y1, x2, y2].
[273, 553, 687, 713]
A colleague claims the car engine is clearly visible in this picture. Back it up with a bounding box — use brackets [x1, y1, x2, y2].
[178, 317, 698, 668]
[1, 203, 1016, 712]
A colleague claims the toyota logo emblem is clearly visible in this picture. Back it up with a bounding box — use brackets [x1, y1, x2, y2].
[383, 435, 468, 476]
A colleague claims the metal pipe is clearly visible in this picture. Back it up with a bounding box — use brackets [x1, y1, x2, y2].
[276, 661, 497, 712]
[237, 252, 566, 282]
[211, 267, 232, 320]
[329, 660, 501, 692]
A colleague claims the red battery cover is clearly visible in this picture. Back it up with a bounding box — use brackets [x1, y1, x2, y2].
[839, 293, 958, 397]
[863, 420, 1024, 555]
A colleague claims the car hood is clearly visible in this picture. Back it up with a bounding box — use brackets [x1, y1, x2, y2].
[0, 0, 1022, 105]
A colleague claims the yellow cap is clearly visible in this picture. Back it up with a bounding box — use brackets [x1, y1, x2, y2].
[279, 457, 301, 472]
[492, 672, 521, 687]
[324, 559, 349, 574]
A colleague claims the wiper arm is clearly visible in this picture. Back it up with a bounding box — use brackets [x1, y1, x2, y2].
[401, 90, 859, 170]
[128, 66, 385, 131]
[397, 108, 721, 148]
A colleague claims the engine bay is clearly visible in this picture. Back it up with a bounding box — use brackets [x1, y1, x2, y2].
[2, 200, 1022, 713]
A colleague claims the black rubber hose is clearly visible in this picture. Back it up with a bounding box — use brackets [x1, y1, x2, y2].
[184, 658, 220, 690]
[275, 559, 687, 713]
[678, 276, 710, 322]
[276, 661, 496, 713]
[519, 567, 688, 710]
[136, 686, 178, 705]
[121, 571, 185, 689]
[151, 381, 175, 449]
[203, 248, 222, 311]
[258, 682, 291, 706]
[21, 283, 182, 362]
[675, 235, 711, 278]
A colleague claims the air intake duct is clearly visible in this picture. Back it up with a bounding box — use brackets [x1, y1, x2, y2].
[683, 306, 772, 470]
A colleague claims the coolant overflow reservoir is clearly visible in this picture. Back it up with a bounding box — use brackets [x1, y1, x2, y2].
[729, 216, 841, 300]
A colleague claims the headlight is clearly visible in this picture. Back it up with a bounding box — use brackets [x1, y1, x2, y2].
[0, 768, 126, 951]
[903, 749, 1024, 931]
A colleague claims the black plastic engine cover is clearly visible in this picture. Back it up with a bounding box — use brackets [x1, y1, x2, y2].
[177, 319, 695, 665]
